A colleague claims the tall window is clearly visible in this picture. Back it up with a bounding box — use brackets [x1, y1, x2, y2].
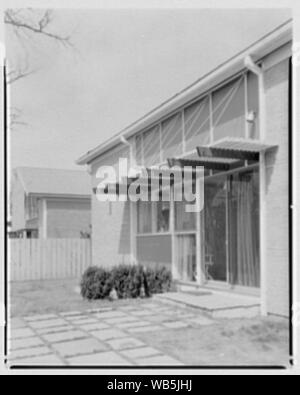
[143, 126, 160, 166]
[212, 76, 245, 141]
[184, 97, 210, 151]
[247, 71, 260, 139]
[175, 199, 196, 231]
[137, 201, 152, 233]
[156, 201, 170, 232]
[137, 200, 170, 234]
[161, 112, 183, 161]
[135, 134, 143, 166]
[134, 71, 259, 165]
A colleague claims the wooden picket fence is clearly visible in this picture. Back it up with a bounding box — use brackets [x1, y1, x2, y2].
[9, 239, 92, 281]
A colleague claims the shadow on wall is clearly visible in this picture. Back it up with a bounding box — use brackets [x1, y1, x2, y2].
[118, 200, 131, 262]
[265, 146, 280, 195]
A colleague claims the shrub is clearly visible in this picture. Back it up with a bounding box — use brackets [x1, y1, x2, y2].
[80, 266, 113, 300]
[80, 264, 172, 301]
[112, 264, 144, 299]
[144, 266, 172, 296]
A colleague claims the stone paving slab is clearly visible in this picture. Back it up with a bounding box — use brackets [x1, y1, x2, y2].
[60, 311, 82, 317]
[24, 314, 57, 322]
[9, 328, 35, 339]
[68, 317, 99, 325]
[67, 351, 131, 366]
[42, 330, 87, 343]
[9, 346, 51, 360]
[91, 329, 128, 341]
[86, 308, 112, 314]
[10, 354, 64, 366]
[78, 322, 110, 331]
[118, 320, 150, 329]
[128, 325, 164, 333]
[8, 298, 220, 366]
[146, 314, 174, 323]
[64, 314, 89, 322]
[118, 305, 141, 311]
[52, 338, 108, 358]
[104, 316, 138, 325]
[35, 325, 75, 335]
[29, 318, 67, 329]
[140, 303, 161, 309]
[122, 347, 161, 360]
[130, 310, 157, 317]
[95, 311, 127, 319]
[9, 336, 44, 350]
[107, 337, 145, 351]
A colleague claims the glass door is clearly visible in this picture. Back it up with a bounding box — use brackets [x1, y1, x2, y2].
[204, 175, 228, 282]
[202, 167, 260, 289]
[228, 169, 260, 288]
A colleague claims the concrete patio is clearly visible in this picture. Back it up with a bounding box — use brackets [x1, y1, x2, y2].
[8, 301, 215, 367]
[156, 289, 260, 318]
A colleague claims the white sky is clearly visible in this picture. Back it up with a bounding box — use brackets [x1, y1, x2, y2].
[6, 8, 292, 170]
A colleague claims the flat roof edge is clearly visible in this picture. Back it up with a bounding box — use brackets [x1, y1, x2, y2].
[76, 19, 292, 166]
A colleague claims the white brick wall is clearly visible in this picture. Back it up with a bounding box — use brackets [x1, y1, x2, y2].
[264, 58, 290, 317]
[91, 144, 132, 268]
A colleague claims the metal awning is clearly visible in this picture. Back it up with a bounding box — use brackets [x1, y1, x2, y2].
[211, 137, 277, 152]
[167, 157, 244, 171]
[168, 138, 277, 171]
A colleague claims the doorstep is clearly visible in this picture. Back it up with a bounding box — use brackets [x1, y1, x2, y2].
[154, 290, 260, 319]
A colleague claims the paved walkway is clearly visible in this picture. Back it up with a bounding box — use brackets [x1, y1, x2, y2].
[8, 301, 214, 367]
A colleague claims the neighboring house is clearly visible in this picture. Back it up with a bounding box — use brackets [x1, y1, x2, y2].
[10, 167, 91, 239]
[77, 21, 292, 317]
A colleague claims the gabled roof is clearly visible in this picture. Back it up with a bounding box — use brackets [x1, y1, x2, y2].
[14, 167, 91, 197]
[76, 19, 292, 166]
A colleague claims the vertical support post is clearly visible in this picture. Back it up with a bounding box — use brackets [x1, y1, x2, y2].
[159, 122, 163, 164]
[170, 184, 177, 280]
[181, 109, 186, 155]
[129, 141, 137, 264]
[244, 56, 267, 316]
[225, 177, 230, 285]
[130, 201, 137, 264]
[244, 72, 249, 139]
[196, 175, 203, 285]
[209, 93, 214, 144]
[258, 71, 267, 316]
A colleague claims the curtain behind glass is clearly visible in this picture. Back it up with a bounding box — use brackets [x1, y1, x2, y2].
[229, 170, 260, 287]
[137, 201, 152, 234]
[176, 235, 196, 282]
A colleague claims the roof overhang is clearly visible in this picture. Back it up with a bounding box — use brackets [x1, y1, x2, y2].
[76, 20, 292, 166]
[168, 138, 277, 171]
[27, 193, 91, 200]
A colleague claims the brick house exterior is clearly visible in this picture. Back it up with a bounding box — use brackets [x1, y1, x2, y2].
[10, 167, 91, 239]
[77, 21, 292, 317]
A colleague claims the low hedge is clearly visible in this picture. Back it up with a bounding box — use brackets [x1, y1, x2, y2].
[80, 264, 172, 301]
[112, 264, 144, 299]
[80, 266, 113, 300]
[144, 266, 173, 297]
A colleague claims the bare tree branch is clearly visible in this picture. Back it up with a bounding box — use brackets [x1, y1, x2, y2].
[5, 8, 74, 129]
[5, 9, 72, 47]
[9, 107, 28, 131]
[7, 68, 37, 84]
